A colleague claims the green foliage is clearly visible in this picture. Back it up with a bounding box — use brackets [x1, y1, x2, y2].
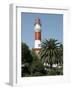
[31, 60, 47, 76]
[21, 42, 33, 64]
[21, 40, 63, 77]
[21, 65, 31, 77]
[31, 50, 39, 61]
[39, 39, 63, 68]
[31, 50, 47, 76]
[47, 67, 63, 75]
[21, 43, 47, 77]
[21, 42, 33, 77]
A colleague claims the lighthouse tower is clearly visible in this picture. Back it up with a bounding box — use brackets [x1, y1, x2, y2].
[33, 17, 41, 55]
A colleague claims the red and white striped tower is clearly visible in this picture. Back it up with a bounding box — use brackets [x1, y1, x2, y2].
[33, 17, 41, 55]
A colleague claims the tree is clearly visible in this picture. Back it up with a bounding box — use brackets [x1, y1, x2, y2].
[30, 50, 47, 76]
[31, 50, 39, 61]
[21, 42, 33, 64]
[39, 39, 60, 68]
[31, 60, 47, 76]
[57, 44, 63, 66]
[21, 43, 47, 77]
[21, 42, 33, 77]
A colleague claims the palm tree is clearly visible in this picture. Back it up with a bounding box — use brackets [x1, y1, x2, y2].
[57, 44, 63, 66]
[39, 39, 60, 68]
[60, 44, 63, 65]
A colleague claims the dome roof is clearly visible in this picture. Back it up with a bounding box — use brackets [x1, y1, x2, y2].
[34, 24, 41, 32]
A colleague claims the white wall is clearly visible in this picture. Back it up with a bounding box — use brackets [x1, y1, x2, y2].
[0, 0, 72, 89]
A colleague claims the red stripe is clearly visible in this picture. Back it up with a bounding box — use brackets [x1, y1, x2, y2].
[35, 32, 41, 40]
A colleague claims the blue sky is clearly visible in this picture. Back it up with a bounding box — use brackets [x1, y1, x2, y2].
[21, 12, 63, 49]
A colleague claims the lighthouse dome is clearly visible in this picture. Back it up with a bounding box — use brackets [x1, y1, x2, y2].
[34, 24, 41, 32]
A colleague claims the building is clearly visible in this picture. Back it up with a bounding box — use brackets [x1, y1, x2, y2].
[32, 17, 41, 55]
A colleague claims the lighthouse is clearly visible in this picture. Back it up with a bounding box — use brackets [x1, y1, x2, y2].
[33, 17, 41, 55]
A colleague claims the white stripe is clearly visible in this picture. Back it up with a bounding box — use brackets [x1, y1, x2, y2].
[35, 40, 41, 48]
